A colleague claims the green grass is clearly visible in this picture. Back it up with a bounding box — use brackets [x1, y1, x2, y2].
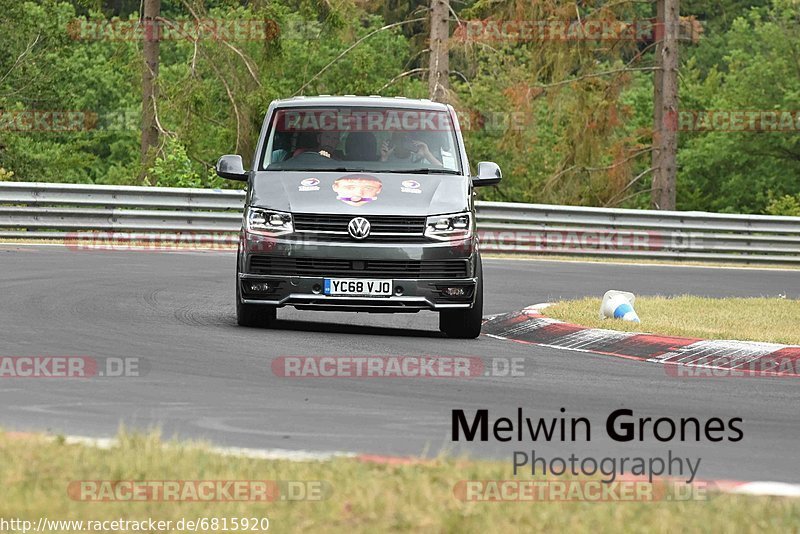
[542, 296, 800, 345]
[1, 431, 799, 533]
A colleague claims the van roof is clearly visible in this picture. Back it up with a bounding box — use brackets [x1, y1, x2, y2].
[273, 95, 449, 111]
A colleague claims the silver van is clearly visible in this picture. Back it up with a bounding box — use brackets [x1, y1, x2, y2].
[216, 96, 501, 338]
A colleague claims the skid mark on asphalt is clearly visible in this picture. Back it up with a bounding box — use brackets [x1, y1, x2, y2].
[142, 287, 165, 310]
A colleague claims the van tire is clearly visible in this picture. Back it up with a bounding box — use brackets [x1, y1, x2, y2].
[236, 263, 276, 328]
[439, 255, 483, 339]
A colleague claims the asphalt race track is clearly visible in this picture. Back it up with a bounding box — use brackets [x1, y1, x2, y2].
[1, 245, 798, 483]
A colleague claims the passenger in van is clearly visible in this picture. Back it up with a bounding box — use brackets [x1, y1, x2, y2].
[380, 131, 443, 167]
[269, 132, 291, 163]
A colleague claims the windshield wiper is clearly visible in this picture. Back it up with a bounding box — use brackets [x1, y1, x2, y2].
[383, 168, 461, 175]
[267, 167, 367, 172]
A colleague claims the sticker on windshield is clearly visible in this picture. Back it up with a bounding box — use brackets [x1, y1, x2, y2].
[299, 177, 320, 192]
[401, 179, 422, 194]
[440, 149, 456, 170]
[333, 174, 383, 207]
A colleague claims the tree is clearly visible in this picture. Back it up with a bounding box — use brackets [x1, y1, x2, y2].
[651, 0, 680, 210]
[428, 0, 449, 102]
[141, 0, 160, 164]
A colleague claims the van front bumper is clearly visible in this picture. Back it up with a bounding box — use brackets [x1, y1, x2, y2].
[238, 232, 478, 312]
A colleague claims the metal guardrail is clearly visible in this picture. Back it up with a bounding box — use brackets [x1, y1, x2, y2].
[2, 181, 800, 263]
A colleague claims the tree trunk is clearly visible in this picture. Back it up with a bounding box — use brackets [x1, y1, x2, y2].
[141, 0, 161, 165]
[651, 0, 679, 210]
[428, 0, 449, 103]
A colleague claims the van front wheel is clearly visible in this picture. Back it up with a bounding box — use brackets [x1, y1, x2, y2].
[236, 274, 276, 328]
[439, 256, 483, 339]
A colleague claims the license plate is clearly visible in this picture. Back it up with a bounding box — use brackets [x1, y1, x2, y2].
[324, 278, 393, 296]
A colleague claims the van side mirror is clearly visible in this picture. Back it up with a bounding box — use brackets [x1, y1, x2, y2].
[472, 161, 502, 187]
[215, 155, 248, 181]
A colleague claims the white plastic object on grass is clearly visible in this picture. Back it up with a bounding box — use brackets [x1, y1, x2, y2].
[599, 290, 640, 323]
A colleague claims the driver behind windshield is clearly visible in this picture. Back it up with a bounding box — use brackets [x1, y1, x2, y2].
[319, 130, 343, 159]
[292, 131, 319, 157]
[289, 130, 344, 160]
[344, 132, 379, 161]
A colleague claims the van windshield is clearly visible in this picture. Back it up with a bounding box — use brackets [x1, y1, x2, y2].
[260, 106, 462, 174]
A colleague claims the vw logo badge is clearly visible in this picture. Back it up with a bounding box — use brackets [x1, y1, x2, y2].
[348, 217, 371, 240]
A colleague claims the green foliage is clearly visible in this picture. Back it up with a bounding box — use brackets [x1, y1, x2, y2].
[765, 194, 800, 216]
[678, 0, 800, 213]
[0, 0, 797, 215]
[146, 138, 199, 188]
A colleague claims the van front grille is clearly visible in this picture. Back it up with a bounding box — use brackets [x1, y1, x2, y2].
[249, 256, 468, 279]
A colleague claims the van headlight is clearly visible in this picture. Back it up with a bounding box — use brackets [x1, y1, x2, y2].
[246, 208, 293, 236]
[425, 212, 472, 241]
